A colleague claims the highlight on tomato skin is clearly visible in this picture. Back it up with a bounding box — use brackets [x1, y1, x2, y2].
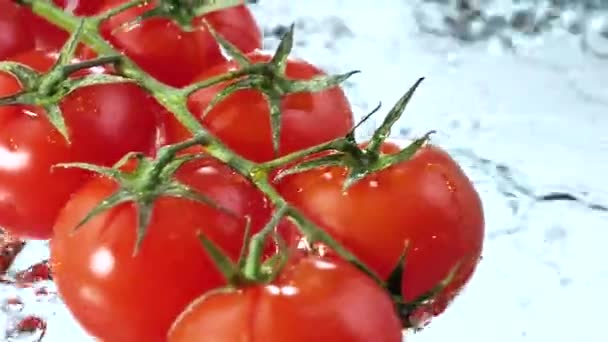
[50, 158, 274, 342]
[168, 255, 404, 342]
[165, 51, 356, 162]
[99, 0, 263, 87]
[0, 49, 164, 240]
[276, 141, 485, 318]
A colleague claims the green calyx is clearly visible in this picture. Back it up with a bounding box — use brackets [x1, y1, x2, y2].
[10, 0, 462, 332]
[185, 23, 359, 157]
[390, 259, 463, 329]
[382, 242, 462, 329]
[0, 20, 128, 143]
[273, 78, 434, 191]
[54, 136, 234, 255]
[197, 204, 290, 287]
[109, 0, 245, 32]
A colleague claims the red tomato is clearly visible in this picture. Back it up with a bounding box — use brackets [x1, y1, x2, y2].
[0, 49, 162, 239]
[165, 51, 355, 162]
[51, 158, 273, 342]
[0, 0, 35, 60]
[168, 255, 403, 342]
[276, 142, 485, 315]
[100, 0, 262, 86]
[22, 0, 104, 51]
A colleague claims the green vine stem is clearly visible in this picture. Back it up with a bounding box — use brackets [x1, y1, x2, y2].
[8, 0, 446, 320]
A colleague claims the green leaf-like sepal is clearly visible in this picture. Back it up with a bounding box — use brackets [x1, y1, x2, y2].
[204, 20, 251, 67]
[396, 260, 463, 329]
[269, 23, 295, 74]
[62, 74, 135, 95]
[287, 70, 361, 94]
[57, 20, 85, 66]
[287, 210, 385, 285]
[53, 144, 235, 255]
[365, 78, 424, 154]
[0, 62, 40, 90]
[97, 0, 146, 22]
[201, 76, 262, 119]
[197, 230, 242, 285]
[71, 189, 135, 232]
[198, 20, 360, 157]
[242, 205, 288, 282]
[43, 105, 71, 143]
[386, 241, 411, 296]
[236, 216, 252, 269]
[342, 132, 433, 191]
[109, 0, 244, 33]
[274, 153, 346, 181]
[346, 102, 383, 140]
[0, 20, 128, 144]
[260, 91, 282, 157]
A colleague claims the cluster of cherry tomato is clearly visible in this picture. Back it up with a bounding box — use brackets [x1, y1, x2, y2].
[0, 0, 485, 341]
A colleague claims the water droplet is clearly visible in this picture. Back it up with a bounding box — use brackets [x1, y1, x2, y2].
[1, 297, 24, 313]
[22, 109, 37, 118]
[407, 305, 434, 331]
[8, 139, 18, 151]
[6, 315, 47, 341]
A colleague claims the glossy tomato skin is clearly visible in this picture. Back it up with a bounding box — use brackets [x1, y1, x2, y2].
[0, 0, 35, 60]
[277, 142, 484, 315]
[51, 158, 273, 342]
[165, 51, 355, 162]
[169, 255, 403, 342]
[22, 0, 104, 51]
[0, 49, 162, 239]
[100, 0, 262, 87]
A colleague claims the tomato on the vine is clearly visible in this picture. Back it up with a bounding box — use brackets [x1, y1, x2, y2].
[0, 0, 35, 60]
[99, 0, 262, 87]
[169, 255, 403, 342]
[51, 158, 273, 342]
[165, 51, 355, 162]
[276, 142, 485, 315]
[0, 49, 163, 239]
[22, 0, 104, 51]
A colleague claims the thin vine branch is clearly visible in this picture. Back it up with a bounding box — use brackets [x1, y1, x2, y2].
[9, 0, 432, 310]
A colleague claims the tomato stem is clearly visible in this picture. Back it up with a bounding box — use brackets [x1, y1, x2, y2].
[60, 56, 122, 75]
[179, 64, 264, 96]
[94, 0, 146, 22]
[259, 138, 349, 171]
[110, 0, 245, 33]
[197, 231, 243, 285]
[192, 0, 245, 17]
[0, 62, 40, 90]
[286, 207, 386, 285]
[15, 0, 435, 303]
[242, 204, 288, 281]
